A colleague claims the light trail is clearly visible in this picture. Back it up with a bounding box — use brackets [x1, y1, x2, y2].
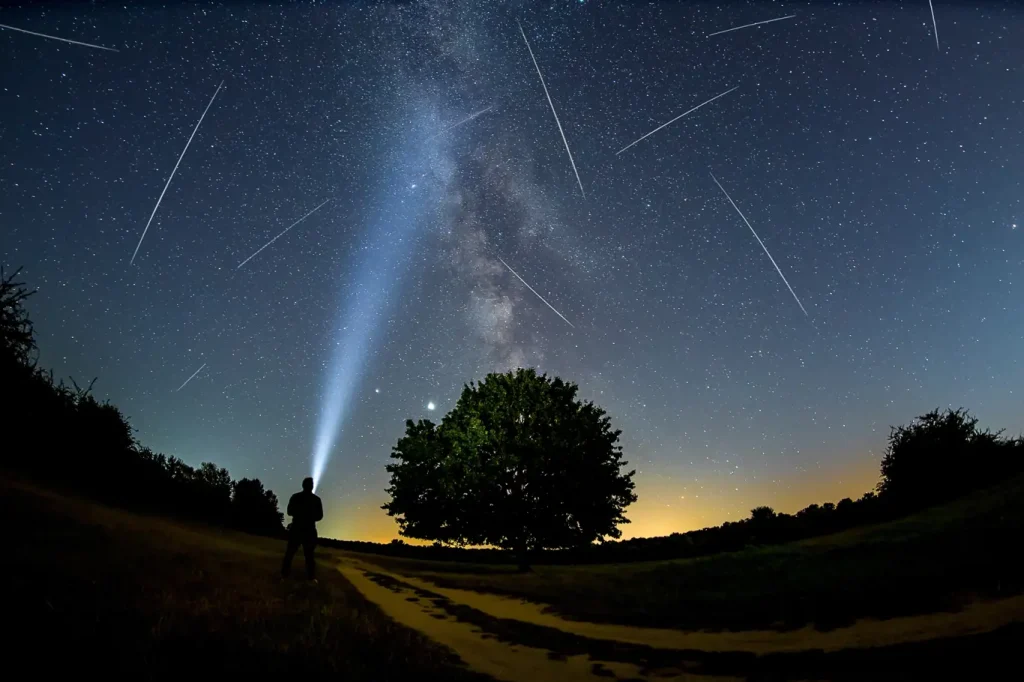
[130, 81, 225, 265]
[928, 1, 940, 51]
[616, 86, 739, 156]
[237, 198, 333, 270]
[706, 14, 797, 38]
[517, 19, 586, 199]
[710, 173, 808, 317]
[0, 22, 119, 51]
[426, 105, 494, 142]
[496, 255, 575, 329]
[175, 363, 207, 392]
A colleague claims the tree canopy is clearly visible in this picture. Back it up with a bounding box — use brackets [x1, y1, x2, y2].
[382, 368, 637, 566]
[878, 407, 1021, 509]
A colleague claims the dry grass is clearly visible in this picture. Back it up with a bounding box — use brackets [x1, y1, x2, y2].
[2, 478, 489, 680]
[350, 474, 1024, 631]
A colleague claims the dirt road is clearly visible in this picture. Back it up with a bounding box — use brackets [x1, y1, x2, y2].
[337, 556, 1024, 681]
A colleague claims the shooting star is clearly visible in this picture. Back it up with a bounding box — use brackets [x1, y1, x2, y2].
[175, 363, 207, 392]
[710, 173, 808, 317]
[236, 198, 332, 270]
[517, 19, 586, 199]
[426, 105, 494, 142]
[616, 86, 739, 156]
[130, 80, 225, 265]
[0, 22, 119, 52]
[706, 14, 797, 38]
[496, 255, 575, 329]
[928, 1, 940, 51]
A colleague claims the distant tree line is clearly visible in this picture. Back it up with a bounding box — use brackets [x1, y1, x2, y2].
[0, 267, 284, 535]
[333, 406, 1022, 565]
[357, 411, 1021, 567]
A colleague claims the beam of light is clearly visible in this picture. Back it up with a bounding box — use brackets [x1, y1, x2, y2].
[928, 1, 940, 51]
[0, 22, 119, 52]
[130, 80, 225, 265]
[709, 173, 809, 317]
[310, 140, 433, 492]
[517, 19, 586, 199]
[425, 105, 494, 142]
[616, 86, 739, 156]
[496, 255, 575, 329]
[706, 14, 797, 38]
[236, 198, 332, 270]
[175, 362, 207, 392]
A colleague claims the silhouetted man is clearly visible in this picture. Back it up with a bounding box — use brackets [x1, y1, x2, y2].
[281, 477, 323, 580]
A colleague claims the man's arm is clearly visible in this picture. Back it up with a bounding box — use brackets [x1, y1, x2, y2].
[314, 497, 324, 522]
[286, 493, 295, 517]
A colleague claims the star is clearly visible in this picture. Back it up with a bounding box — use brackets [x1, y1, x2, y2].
[427, 402, 436, 411]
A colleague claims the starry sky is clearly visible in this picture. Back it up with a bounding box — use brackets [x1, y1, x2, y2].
[2, 1, 1021, 542]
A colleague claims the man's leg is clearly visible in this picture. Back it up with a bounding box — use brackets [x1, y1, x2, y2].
[303, 535, 317, 580]
[281, 536, 300, 577]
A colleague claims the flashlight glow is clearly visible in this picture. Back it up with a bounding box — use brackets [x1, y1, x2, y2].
[310, 129, 434, 491]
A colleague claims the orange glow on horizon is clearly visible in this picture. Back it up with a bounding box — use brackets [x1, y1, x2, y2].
[319, 454, 882, 545]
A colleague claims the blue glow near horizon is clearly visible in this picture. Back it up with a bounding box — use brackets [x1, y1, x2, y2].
[310, 129, 436, 491]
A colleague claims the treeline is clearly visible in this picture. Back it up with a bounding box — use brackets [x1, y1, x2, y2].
[326, 410, 1022, 565]
[0, 267, 284, 535]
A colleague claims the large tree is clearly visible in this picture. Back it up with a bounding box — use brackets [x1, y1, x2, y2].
[382, 368, 637, 568]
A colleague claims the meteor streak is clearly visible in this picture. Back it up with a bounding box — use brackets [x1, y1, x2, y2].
[236, 198, 332, 270]
[616, 86, 739, 156]
[928, 1, 940, 51]
[175, 363, 207, 392]
[426, 105, 494, 142]
[706, 14, 797, 38]
[496, 255, 575, 329]
[0, 22, 119, 52]
[710, 173, 808, 317]
[130, 81, 225, 265]
[517, 19, 586, 199]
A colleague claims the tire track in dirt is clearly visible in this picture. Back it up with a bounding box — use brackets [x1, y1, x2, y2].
[352, 559, 1024, 654]
[338, 562, 732, 681]
[338, 558, 1024, 681]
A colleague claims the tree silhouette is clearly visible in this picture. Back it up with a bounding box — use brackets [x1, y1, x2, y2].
[878, 408, 1020, 510]
[1, 265, 283, 535]
[0, 266, 36, 368]
[383, 368, 637, 569]
[749, 506, 777, 522]
[232, 478, 285, 534]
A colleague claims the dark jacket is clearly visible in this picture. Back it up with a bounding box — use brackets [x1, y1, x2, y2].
[287, 490, 323, 535]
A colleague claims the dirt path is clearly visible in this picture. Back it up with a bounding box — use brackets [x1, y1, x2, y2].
[338, 557, 1024, 682]
[338, 562, 734, 682]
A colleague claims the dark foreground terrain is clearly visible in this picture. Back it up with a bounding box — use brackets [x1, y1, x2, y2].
[5, 475, 1023, 680]
[1, 478, 486, 680]
[353, 473, 1024, 632]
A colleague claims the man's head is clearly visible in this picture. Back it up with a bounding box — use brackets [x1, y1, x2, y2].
[302, 477, 314, 493]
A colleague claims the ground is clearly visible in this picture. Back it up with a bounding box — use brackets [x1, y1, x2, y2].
[2, 479, 486, 680]
[5, 475, 1023, 680]
[347, 474, 1024, 631]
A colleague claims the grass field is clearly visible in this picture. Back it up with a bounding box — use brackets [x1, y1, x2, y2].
[6, 474, 1022, 680]
[350, 474, 1024, 631]
[2, 478, 487, 680]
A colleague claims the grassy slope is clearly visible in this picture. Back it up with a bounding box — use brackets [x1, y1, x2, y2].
[350, 474, 1024, 631]
[2, 479, 488, 680]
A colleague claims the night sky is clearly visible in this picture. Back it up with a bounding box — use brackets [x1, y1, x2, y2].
[3, 2, 1021, 542]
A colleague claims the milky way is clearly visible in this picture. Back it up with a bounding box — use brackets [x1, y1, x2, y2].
[2, 2, 1022, 541]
